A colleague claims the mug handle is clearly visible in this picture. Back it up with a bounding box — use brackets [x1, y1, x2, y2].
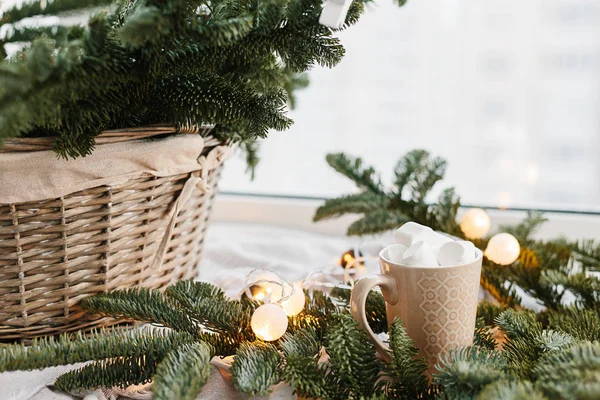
[350, 274, 399, 362]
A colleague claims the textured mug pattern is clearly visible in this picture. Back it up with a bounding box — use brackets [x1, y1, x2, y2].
[416, 263, 481, 366]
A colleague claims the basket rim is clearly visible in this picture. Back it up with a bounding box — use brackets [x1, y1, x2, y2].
[0, 123, 214, 153]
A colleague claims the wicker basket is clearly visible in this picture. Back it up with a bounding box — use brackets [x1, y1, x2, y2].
[0, 126, 226, 340]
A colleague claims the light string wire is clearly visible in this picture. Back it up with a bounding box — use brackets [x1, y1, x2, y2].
[241, 244, 380, 302]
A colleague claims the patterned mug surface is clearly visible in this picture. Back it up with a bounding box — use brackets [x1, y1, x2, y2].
[350, 248, 483, 371]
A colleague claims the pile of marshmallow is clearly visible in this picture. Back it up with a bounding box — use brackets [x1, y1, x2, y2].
[384, 222, 478, 267]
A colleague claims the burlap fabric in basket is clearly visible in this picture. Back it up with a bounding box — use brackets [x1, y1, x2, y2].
[0, 125, 233, 340]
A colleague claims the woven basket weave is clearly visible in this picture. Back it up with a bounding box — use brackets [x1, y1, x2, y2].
[0, 126, 225, 340]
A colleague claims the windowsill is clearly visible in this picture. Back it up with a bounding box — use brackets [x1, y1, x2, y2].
[212, 192, 600, 240]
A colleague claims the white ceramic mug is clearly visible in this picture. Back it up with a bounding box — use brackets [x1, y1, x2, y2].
[350, 247, 482, 370]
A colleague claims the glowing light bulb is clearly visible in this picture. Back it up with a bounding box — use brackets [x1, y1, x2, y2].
[278, 283, 305, 316]
[485, 233, 520, 265]
[253, 290, 266, 301]
[460, 208, 492, 239]
[251, 303, 288, 341]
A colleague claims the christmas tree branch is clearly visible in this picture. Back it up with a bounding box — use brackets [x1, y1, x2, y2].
[80, 288, 197, 334]
[152, 342, 212, 400]
[231, 341, 281, 396]
[0, 328, 191, 372]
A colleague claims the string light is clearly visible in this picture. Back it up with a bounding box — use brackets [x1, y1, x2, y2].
[250, 303, 288, 341]
[485, 233, 520, 265]
[460, 208, 492, 239]
[272, 282, 305, 316]
[243, 269, 308, 339]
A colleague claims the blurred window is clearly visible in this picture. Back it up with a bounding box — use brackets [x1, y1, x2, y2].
[219, 0, 600, 212]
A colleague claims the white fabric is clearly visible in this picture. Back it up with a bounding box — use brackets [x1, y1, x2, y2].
[0, 223, 352, 400]
[0, 134, 209, 204]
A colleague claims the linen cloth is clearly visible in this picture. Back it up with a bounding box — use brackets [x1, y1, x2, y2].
[0, 134, 208, 204]
[0, 222, 353, 400]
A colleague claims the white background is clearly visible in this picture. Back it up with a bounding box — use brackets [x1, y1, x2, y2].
[219, 0, 600, 213]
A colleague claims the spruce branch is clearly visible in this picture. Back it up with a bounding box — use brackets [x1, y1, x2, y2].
[433, 347, 506, 399]
[476, 380, 548, 400]
[499, 211, 547, 244]
[313, 192, 390, 222]
[282, 355, 329, 399]
[569, 239, 600, 271]
[54, 355, 157, 393]
[330, 286, 387, 333]
[231, 341, 281, 396]
[0, 328, 191, 372]
[315, 150, 461, 236]
[473, 318, 498, 351]
[497, 310, 575, 378]
[152, 342, 212, 400]
[325, 153, 384, 195]
[347, 209, 411, 236]
[167, 280, 255, 339]
[280, 327, 321, 358]
[325, 314, 382, 398]
[80, 288, 197, 334]
[0, 0, 113, 26]
[383, 318, 429, 399]
[533, 342, 600, 400]
[393, 149, 447, 204]
[547, 307, 600, 341]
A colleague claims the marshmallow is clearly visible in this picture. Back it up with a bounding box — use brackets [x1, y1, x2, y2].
[437, 240, 476, 266]
[401, 241, 439, 267]
[384, 244, 408, 263]
[394, 222, 432, 247]
[394, 222, 452, 256]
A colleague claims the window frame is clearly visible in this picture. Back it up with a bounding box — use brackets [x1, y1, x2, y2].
[212, 193, 600, 240]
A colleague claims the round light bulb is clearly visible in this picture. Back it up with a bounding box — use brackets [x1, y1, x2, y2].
[248, 270, 282, 302]
[251, 303, 288, 341]
[485, 233, 520, 265]
[460, 208, 492, 239]
[275, 283, 305, 316]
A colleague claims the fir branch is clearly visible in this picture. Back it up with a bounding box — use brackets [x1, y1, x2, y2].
[281, 355, 329, 399]
[477, 301, 508, 327]
[433, 347, 506, 400]
[231, 341, 281, 396]
[498, 310, 575, 378]
[547, 307, 600, 341]
[495, 309, 542, 341]
[152, 342, 212, 400]
[280, 327, 321, 358]
[314, 150, 461, 236]
[499, 211, 547, 244]
[81, 288, 197, 334]
[0, 0, 113, 26]
[393, 149, 447, 204]
[325, 314, 382, 398]
[347, 209, 411, 236]
[476, 380, 548, 400]
[167, 280, 255, 338]
[313, 192, 390, 222]
[0, 328, 191, 372]
[383, 318, 429, 399]
[325, 153, 384, 195]
[54, 355, 157, 392]
[151, 72, 292, 139]
[166, 280, 227, 310]
[533, 342, 600, 400]
[1, 25, 79, 45]
[569, 239, 600, 271]
[474, 318, 498, 351]
[330, 285, 387, 334]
